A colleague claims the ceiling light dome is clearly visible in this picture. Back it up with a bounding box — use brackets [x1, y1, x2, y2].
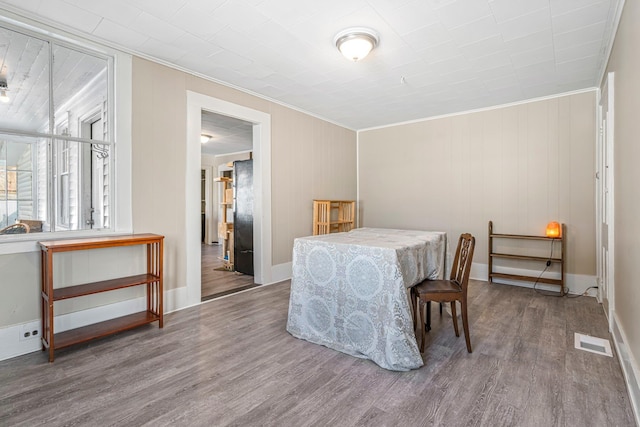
[334, 27, 379, 62]
[200, 134, 211, 143]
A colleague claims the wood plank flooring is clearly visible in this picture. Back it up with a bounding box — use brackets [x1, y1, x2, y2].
[0, 280, 635, 426]
[201, 243, 255, 300]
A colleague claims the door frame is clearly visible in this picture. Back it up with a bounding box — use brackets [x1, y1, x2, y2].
[186, 92, 272, 306]
[596, 71, 615, 329]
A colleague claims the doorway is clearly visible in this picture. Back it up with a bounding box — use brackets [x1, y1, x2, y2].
[201, 149, 255, 300]
[186, 91, 272, 307]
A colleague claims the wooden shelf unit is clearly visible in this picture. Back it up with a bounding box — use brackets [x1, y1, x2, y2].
[215, 176, 234, 270]
[313, 200, 355, 235]
[39, 233, 164, 362]
[488, 221, 566, 295]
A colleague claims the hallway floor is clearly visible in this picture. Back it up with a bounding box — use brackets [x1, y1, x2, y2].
[201, 243, 256, 301]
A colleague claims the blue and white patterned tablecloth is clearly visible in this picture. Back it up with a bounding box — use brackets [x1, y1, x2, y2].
[286, 227, 446, 371]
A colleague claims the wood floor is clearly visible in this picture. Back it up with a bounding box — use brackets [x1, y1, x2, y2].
[201, 243, 256, 300]
[0, 280, 635, 426]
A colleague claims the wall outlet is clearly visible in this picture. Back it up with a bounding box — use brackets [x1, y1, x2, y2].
[19, 322, 41, 341]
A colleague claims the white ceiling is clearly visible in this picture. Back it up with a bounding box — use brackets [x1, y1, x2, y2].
[0, 0, 621, 130]
[201, 111, 252, 156]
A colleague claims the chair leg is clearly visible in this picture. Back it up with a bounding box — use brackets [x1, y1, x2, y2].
[418, 299, 426, 353]
[450, 301, 460, 337]
[411, 289, 417, 333]
[461, 299, 472, 353]
[439, 302, 443, 315]
[426, 300, 432, 331]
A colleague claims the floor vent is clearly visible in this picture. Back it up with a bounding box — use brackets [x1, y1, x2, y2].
[574, 333, 613, 357]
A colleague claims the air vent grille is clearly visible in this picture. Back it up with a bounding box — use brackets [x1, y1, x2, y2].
[574, 333, 613, 357]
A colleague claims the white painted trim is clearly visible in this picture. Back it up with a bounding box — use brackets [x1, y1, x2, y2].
[472, 263, 598, 296]
[113, 52, 134, 234]
[0, 320, 42, 361]
[611, 311, 640, 426]
[595, 89, 603, 306]
[356, 131, 361, 229]
[0, 287, 187, 361]
[186, 91, 272, 307]
[606, 72, 616, 328]
[0, 239, 40, 255]
[270, 262, 292, 285]
[596, 72, 616, 329]
[358, 88, 598, 132]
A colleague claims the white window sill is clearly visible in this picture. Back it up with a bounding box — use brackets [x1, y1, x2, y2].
[0, 228, 134, 255]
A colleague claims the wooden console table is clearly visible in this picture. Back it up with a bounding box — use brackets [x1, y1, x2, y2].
[39, 234, 164, 362]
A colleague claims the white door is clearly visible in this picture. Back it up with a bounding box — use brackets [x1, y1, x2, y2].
[597, 72, 615, 328]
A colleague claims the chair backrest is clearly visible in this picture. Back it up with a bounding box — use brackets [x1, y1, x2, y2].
[448, 233, 475, 291]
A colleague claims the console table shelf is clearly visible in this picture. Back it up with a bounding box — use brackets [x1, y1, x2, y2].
[53, 274, 160, 300]
[39, 233, 164, 362]
[53, 311, 160, 350]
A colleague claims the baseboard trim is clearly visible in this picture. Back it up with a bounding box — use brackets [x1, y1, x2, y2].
[0, 320, 42, 361]
[0, 287, 184, 362]
[471, 263, 597, 296]
[269, 261, 292, 285]
[611, 312, 640, 426]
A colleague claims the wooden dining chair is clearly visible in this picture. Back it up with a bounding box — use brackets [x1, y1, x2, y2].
[411, 233, 476, 353]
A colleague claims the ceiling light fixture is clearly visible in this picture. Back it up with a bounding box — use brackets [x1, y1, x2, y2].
[334, 27, 379, 62]
[200, 134, 211, 143]
[0, 81, 9, 103]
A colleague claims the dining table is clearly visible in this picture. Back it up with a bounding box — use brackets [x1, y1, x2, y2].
[286, 227, 447, 371]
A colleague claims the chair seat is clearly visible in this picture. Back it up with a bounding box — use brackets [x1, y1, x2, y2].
[413, 279, 462, 294]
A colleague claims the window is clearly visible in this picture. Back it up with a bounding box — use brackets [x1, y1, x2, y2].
[0, 22, 113, 236]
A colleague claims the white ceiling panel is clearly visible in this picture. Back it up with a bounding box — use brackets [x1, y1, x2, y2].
[552, 1, 610, 32]
[556, 40, 603, 64]
[34, 1, 101, 34]
[0, 0, 622, 130]
[65, 0, 142, 27]
[169, 7, 228, 41]
[131, 0, 190, 22]
[380, 2, 439, 35]
[448, 16, 502, 47]
[509, 45, 555, 69]
[504, 30, 554, 54]
[92, 19, 149, 49]
[488, 0, 549, 24]
[435, 0, 492, 30]
[497, 8, 552, 42]
[554, 21, 608, 51]
[549, 0, 607, 16]
[131, 12, 187, 45]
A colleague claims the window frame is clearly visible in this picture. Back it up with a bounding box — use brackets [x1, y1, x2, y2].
[0, 12, 132, 253]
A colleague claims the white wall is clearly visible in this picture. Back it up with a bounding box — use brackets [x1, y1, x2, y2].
[358, 91, 596, 281]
